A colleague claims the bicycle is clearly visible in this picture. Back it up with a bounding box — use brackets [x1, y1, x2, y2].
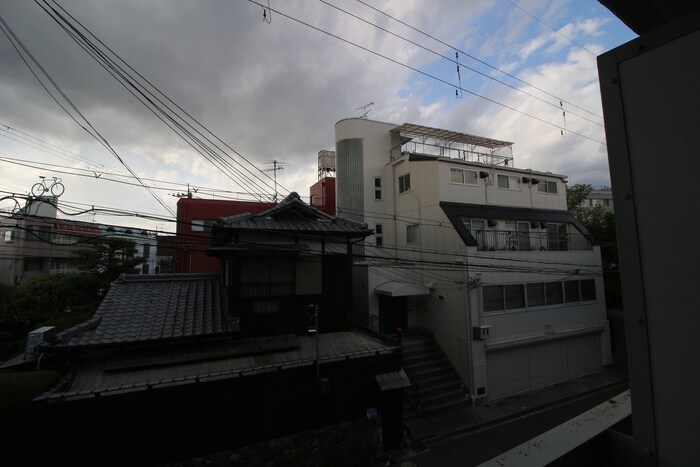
[31, 176, 65, 197]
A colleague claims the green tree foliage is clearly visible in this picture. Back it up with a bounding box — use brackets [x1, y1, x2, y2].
[566, 184, 621, 307]
[73, 236, 146, 284]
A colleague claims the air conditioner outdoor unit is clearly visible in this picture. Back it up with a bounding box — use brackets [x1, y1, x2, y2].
[472, 325, 491, 341]
[25, 326, 57, 357]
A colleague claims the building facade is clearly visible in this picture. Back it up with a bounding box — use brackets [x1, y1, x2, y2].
[168, 196, 273, 273]
[580, 186, 614, 212]
[335, 118, 612, 401]
[0, 197, 102, 285]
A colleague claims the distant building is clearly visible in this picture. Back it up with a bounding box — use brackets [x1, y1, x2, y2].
[580, 186, 614, 212]
[168, 196, 273, 273]
[310, 150, 336, 215]
[0, 197, 102, 285]
[335, 118, 612, 401]
[101, 226, 159, 275]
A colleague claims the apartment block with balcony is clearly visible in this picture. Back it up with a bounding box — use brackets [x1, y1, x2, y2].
[335, 118, 611, 401]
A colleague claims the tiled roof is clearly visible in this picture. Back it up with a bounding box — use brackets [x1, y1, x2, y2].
[55, 274, 230, 348]
[217, 192, 371, 237]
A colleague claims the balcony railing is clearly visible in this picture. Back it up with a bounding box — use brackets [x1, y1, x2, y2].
[239, 281, 295, 298]
[471, 230, 592, 251]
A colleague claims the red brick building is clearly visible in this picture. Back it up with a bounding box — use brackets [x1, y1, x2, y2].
[309, 176, 336, 216]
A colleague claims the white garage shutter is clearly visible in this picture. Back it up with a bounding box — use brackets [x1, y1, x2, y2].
[567, 334, 602, 378]
[486, 348, 530, 399]
[528, 340, 568, 389]
[487, 333, 602, 399]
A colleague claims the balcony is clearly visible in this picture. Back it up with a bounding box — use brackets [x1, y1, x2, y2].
[472, 230, 592, 252]
[239, 281, 295, 298]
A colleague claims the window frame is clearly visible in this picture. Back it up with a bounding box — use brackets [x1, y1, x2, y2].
[406, 223, 419, 244]
[450, 167, 478, 186]
[374, 177, 382, 200]
[398, 173, 411, 194]
[537, 180, 559, 194]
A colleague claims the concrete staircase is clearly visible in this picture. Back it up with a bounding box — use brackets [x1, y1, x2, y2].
[402, 334, 469, 417]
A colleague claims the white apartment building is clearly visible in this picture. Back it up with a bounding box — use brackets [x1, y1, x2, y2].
[335, 118, 611, 401]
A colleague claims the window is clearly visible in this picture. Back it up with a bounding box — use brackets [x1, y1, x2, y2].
[142, 243, 151, 258]
[406, 224, 419, 244]
[546, 281, 563, 305]
[191, 220, 205, 232]
[253, 299, 280, 314]
[450, 168, 465, 184]
[497, 174, 510, 189]
[564, 280, 581, 302]
[526, 283, 546, 307]
[25, 225, 51, 242]
[505, 284, 525, 309]
[538, 180, 558, 194]
[483, 285, 504, 312]
[463, 219, 486, 246]
[580, 279, 596, 301]
[374, 177, 382, 200]
[450, 168, 478, 185]
[398, 173, 411, 193]
[142, 263, 150, 274]
[4, 230, 16, 242]
[375, 223, 383, 247]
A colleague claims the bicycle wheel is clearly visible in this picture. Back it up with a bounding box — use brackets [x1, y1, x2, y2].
[31, 183, 46, 197]
[51, 182, 65, 196]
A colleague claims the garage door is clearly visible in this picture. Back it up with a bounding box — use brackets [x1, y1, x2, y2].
[487, 333, 602, 399]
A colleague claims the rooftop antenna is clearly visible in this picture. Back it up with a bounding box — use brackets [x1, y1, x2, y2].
[356, 102, 374, 119]
[262, 160, 290, 202]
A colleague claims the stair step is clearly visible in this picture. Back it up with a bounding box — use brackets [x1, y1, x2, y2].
[404, 357, 449, 372]
[403, 350, 443, 364]
[405, 396, 470, 418]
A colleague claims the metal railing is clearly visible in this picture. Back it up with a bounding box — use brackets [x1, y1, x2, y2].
[471, 230, 592, 251]
[239, 281, 295, 298]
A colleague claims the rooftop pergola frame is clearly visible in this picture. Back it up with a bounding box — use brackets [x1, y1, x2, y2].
[391, 123, 515, 166]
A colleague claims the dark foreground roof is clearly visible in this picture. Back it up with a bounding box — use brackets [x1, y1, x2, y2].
[53, 274, 230, 349]
[217, 192, 371, 237]
[440, 202, 593, 246]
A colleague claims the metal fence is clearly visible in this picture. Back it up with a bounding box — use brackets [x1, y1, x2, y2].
[472, 230, 592, 251]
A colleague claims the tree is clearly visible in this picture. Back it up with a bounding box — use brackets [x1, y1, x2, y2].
[566, 183, 593, 215]
[73, 236, 146, 284]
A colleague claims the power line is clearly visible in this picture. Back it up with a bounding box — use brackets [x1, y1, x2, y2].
[245, 0, 606, 146]
[354, 0, 604, 120]
[0, 11, 176, 217]
[37, 0, 286, 203]
[503, 0, 599, 56]
[319, 0, 603, 128]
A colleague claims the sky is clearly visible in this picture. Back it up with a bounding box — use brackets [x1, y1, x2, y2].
[0, 0, 636, 232]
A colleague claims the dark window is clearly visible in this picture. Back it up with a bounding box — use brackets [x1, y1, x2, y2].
[564, 280, 580, 302]
[374, 177, 382, 200]
[580, 279, 596, 301]
[483, 285, 504, 312]
[142, 264, 150, 274]
[546, 281, 563, 305]
[526, 283, 546, 307]
[538, 180, 558, 194]
[25, 225, 51, 242]
[398, 174, 411, 193]
[142, 243, 151, 258]
[505, 284, 525, 309]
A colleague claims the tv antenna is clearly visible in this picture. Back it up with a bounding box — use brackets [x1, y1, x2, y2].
[262, 160, 290, 202]
[356, 102, 374, 119]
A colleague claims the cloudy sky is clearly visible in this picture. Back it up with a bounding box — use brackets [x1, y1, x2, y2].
[0, 0, 635, 232]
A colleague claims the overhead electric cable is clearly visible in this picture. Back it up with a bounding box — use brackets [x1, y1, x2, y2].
[354, 0, 603, 120]
[320, 0, 603, 127]
[245, 0, 606, 146]
[0, 12, 176, 217]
